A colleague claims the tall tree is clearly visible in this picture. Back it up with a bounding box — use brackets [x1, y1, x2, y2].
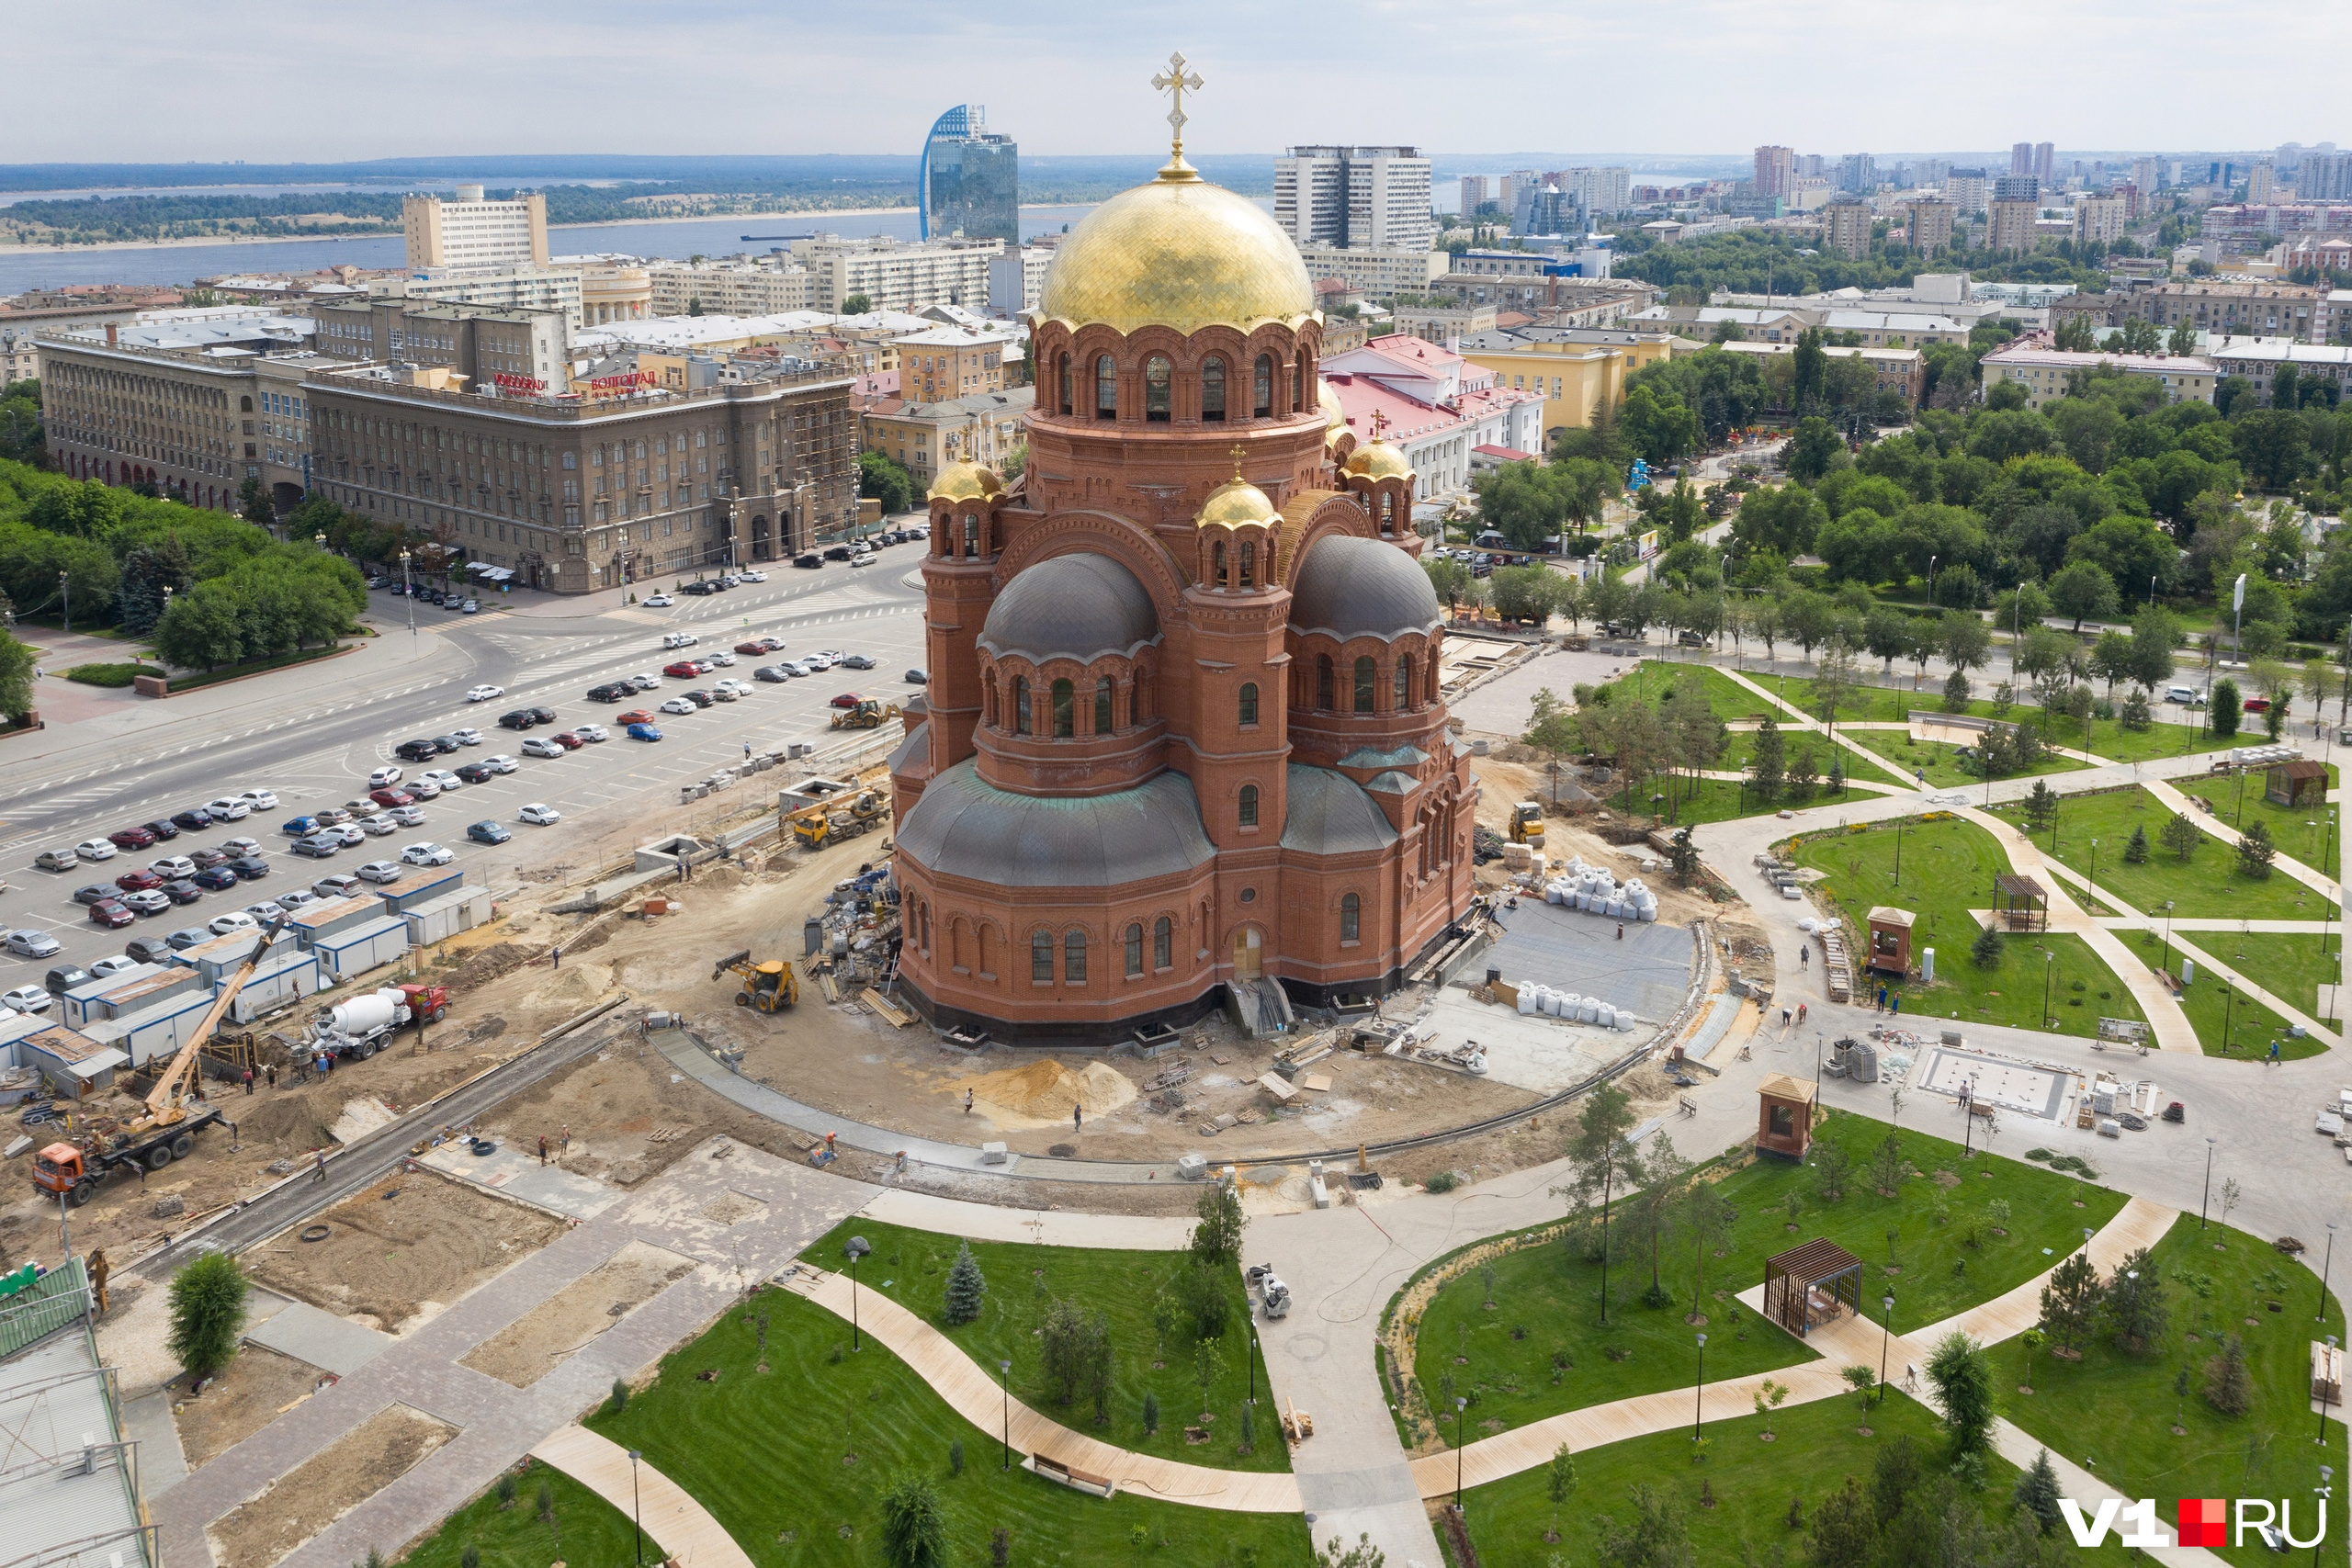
[1556, 1080, 1639, 1325]
[2037, 1251, 2105, 1357]
[1925, 1331, 1996, 1459]
[167, 1251, 249, 1378]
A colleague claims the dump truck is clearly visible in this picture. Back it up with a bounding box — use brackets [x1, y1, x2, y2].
[791, 789, 888, 851]
[829, 699, 901, 730]
[1508, 800, 1545, 851]
[305, 982, 450, 1061]
[713, 951, 798, 1012]
[33, 915, 288, 1205]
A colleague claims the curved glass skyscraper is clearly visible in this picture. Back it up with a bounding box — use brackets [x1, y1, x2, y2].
[920, 104, 1019, 247]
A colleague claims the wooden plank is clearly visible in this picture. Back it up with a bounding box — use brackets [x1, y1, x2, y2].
[861, 987, 914, 1028]
[1257, 1071, 1298, 1102]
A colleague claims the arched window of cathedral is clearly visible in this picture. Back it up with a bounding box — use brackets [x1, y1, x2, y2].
[1353, 656, 1376, 713]
[1095, 355, 1118, 420]
[1239, 539, 1255, 588]
[1051, 678, 1075, 738]
[962, 513, 978, 557]
[1316, 655, 1335, 710]
[1094, 677, 1114, 735]
[983, 680, 998, 727]
[1057, 354, 1072, 415]
[1238, 682, 1259, 728]
[1253, 355, 1273, 418]
[1201, 356, 1227, 422]
[1064, 930, 1087, 985]
[1425, 649, 1440, 701]
[1340, 892, 1362, 943]
[1031, 931, 1054, 983]
[1395, 659, 1411, 709]
[1212, 538, 1227, 588]
[1125, 923, 1144, 978]
[1154, 916, 1173, 970]
[1144, 355, 1172, 423]
[1295, 349, 1311, 412]
[1238, 784, 1259, 829]
[1013, 676, 1032, 735]
[1132, 676, 1146, 728]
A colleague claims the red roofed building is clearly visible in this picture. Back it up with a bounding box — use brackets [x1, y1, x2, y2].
[1319, 335, 1544, 501]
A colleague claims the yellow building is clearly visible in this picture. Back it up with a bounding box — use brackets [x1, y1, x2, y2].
[1454, 325, 1684, 440]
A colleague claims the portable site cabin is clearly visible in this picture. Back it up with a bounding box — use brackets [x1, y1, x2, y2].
[2269, 759, 2327, 809]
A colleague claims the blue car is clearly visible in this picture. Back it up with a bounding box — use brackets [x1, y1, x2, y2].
[627, 722, 663, 741]
[280, 815, 322, 838]
[467, 820, 512, 845]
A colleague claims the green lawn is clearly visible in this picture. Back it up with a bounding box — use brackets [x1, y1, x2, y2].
[1409, 1112, 2126, 1444]
[1787, 817, 2149, 1039]
[1770, 677, 2210, 766]
[2216, 932, 2342, 1021]
[399, 1468, 637, 1568]
[588, 1289, 1311, 1568]
[2001, 1213, 2346, 1568]
[1715, 729, 1913, 791]
[2138, 929, 2322, 1060]
[1982, 788, 2337, 923]
[1610, 659, 1789, 725]
[1899, 737, 2088, 791]
[1458, 1382, 2132, 1567]
[2171, 765, 2344, 855]
[799, 1218, 1285, 1473]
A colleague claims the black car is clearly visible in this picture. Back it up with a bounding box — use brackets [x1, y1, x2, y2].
[795, 553, 823, 569]
[72, 883, 114, 906]
[498, 710, 537, 730]
[141, 819, 181, 840]
[432, 735, 462, 753]
[171, 807, 214, 830]
[905, 668, 929, 684]
[44, 965, 93, 996]
[456, 761, 497, 784]
[823, 545, 853, 561]
[683, 689, 715, 707]
[189, 845, 234, 869]
[526, 706, 556, 726]
[229, 855, 272, 879]
[588, 682, 630, 701]
[396, 738, 441, 761]
[191, 865, 241, 890]
[162, 879, 205, 905]
[683, 580, 715, 595]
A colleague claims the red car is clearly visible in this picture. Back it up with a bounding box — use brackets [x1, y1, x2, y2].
[829, 692, 864, 709]
[617, 709, 655, 726]
[550, 730, 586, 750]
[108, 825, 159, 851]
[115, 867, 164, 893]
[369, 787, 416, 808]
[735, 637, 783, 655]
[662, 660, 701, 679]
[89, 899, 137, 929]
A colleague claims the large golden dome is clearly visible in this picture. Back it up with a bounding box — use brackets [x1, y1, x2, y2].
[1037, 167, 1315, 336]
[927, 458, 1002, 502]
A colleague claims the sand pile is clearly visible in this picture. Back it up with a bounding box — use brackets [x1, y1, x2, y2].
[967, 1058, 1136, 1121]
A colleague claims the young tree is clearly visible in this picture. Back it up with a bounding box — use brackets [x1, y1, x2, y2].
[1525, 687, 1581, 807]
[1190, 1179, 1246, 1267]
[2119, 687, 2153, 731]
[1555, 1079, 1640, 1324]
[2037, 1252, 2105, 1357]
[2048, 559, 2120, 632]
[1753, 1377, 1790, 1438]
[1841, 1363, 1879, 1412]
[2123, 822, 2149, 863]
[942, 1241, 988, 1326]
[1193, 1335, 1222, 1420]
[2203, 1334, 2254, 1416]
[1314, 1533, 1387, 1568]
[2211, 676, 2242, 740]
[1868, 1132, 1905, 1199]
[1811, 636, 1862, 745]
[167, 1251, 249, 1379]
[1684, 1176, 1734, 1313]
[2236, 820, 2276, 880]
[2104, 1247, 2168, 1353]
[1746, 716, 1786, 801]
[1631, 1133, 1687, 1305]
[1808, 1475, 1880, 1568]
[2160, 810, 2201, 863]
[2014, 1450, 2064, 1534]
[1925, 1331, 1996, 1459]
[1594, 1483, 1696, 1568]
[1970, 921, 2003, 969]
[1150, 1290, 1178, 1363]
[1940, 667, 1971, 713]
[1174, 1260, 1232, 1339]
[2021, 778, 2059, 837]
[878, 1471, 947, 1568]
[1811, 1138, 1851, 1202]
[1939, 609, 1993, 677]
[1142, 1390, 1160, 1435]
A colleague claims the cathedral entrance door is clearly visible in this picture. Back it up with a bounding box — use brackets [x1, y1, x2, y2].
[1232, 927, 1261, 981]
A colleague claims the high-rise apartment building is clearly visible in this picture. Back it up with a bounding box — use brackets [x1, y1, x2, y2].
[1905, 197, 1956, 254]
[2248, 163, 2278, 205]
[1498, 170, 1539, 213]
[402, 186, 549, 272]
[790, 234, 1002, 314]
[2011, 142, 2035, 177]
[919, 104, 1020, 248]
[2034, 143, 2055, 185]
[1274, 145, 1434, 252]
[1824, 198, 1872, 260]
[1994, 174, 2041, 204]
[1836, 153, 1878, 194]
[1754, 145, 1795, 197]
[2303, 152, 2352, 201]
[2073, 195, 2130, 247]
[1987, 199, 2041, 256]
[1945, 169, 1989, 213]
[1458, 175, 1489, 215]
[1555, 167, 1631, 216]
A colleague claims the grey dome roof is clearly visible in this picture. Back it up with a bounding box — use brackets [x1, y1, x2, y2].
[895, 760, 1216, 887]
[1288, 535, 1442, 643]
[1279, 765, 1399, 855]
[978, 553, 1160, 664]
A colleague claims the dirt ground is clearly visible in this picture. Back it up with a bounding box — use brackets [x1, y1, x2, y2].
[172, 1343, 327, 1471]
[244, 1168, 568, 1334]
[207, 1402, 455, 1568]
[458, 1238, 696, 1388]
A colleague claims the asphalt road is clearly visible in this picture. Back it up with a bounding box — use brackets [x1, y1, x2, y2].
[0, 544, 931, 993]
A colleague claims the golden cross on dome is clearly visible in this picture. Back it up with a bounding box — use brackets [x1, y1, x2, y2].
[1229, 443, 1248, 481]
[1368, 408, 1390, 442]
[1151, 51, 1204, 167]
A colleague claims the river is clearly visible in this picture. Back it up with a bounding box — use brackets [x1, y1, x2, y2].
[0, 206, 1107, 296]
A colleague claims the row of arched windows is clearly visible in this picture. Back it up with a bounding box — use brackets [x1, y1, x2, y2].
[994, 673, 1145, 738]
[1307, 651, 1436, 714]
[922, 902, 1367, 988]
[1056, 351, 1312, 423]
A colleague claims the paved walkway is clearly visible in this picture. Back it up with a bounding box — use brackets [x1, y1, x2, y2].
[783, 1267, 1303, 1512]
[529, 1425, 754, 1568]
[2146, 774, 2343, 906]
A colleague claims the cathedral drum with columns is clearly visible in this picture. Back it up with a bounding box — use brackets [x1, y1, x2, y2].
[885, 111, 1477, 1043]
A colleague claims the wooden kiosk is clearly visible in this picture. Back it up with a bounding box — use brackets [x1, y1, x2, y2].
[1755, 1071, 1817, 1160]
[1864, 906, 1915, 976]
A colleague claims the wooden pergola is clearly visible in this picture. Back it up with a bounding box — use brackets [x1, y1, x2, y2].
[1992, 873, 2049, 932]
[1763, 1238, 1864, 1339]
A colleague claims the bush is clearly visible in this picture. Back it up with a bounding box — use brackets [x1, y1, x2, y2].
[1970, 922, 2003, 969]
[1142, 1389, 1159, 1435]
[1174, 1259, 1233, 1340]
[2202, 1335, 2254, 1416]
[63, 661, 162, 687]
[948, 1438, 964, 1476]
[167, 1251, 248, 1379]
[495, 1474, 516, 1509]
[879, 1471, 947, 1568]
[607, 1377, 628, 1414]
[1424, 1170, 1461, 1194]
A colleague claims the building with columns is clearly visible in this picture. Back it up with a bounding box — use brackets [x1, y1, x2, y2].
[887, 138, 1476, 1041]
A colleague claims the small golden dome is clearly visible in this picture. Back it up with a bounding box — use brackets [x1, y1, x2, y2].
[1318, 381, 1345, 442]
[1344, 441, 1414, 481]
[927, 459, 1002, 502]
[1196, 446, 1277, 529]
[1037, 167, 1316, 337]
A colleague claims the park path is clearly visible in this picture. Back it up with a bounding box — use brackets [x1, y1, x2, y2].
[2143, 774, 2343, 905]
[782, 1266, 1306, 1512]
[529, 1426, 755, 1568]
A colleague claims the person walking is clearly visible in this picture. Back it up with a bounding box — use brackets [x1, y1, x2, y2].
[552, 946, 560, 971]
[2269, 1038, 2282, 1066]
[313, 1149, 327, 1184]
[964, 1088, 975, 1115]
[87, 1249, 110, 1316]
[1072, 1104, 1083, 1135]
[265, 1062, 277, 1090]
[242, 1066, 254, 1096]
[743, 741, 752, 761]
[1615, 922, 1625, 942]
[537, 1134, 548, 1166]
[1800, 946, 1809, 970]
[560, 1125, 571, 1155]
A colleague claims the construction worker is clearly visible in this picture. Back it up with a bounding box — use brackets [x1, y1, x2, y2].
[87, 1248, 110, 1315]
[1800, 946, 1809, 970]
[242, 1066, 254, 1096]
[560, 1125, 571, 1155]
[964, 1088, 974, 1115]
[537, 1134, 549, 1166]
[1073, 1105, 1083, 1134]
[265, 1062, 277, 1089]
[313, 1149, 327, 1184]
[1797, 1002, 1808, 1025]
[552, 946, 560, 971]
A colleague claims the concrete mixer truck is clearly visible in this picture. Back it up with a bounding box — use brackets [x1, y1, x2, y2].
[307, 981, 450, 1061]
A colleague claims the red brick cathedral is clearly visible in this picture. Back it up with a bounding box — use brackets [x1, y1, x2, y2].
[886, 127, 1477, 1042]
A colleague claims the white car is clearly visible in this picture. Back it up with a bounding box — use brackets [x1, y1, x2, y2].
[420, 770, 462, 792]
[356, 860, 404, 884]
[851, 553, 876, 568]
[518, 803, 562, 826]
[780, 660, 814, 677]
[5, 931, 62, 958]
[401, 842, 454, 867]
[389, 804, 427, 827]
[801, 652, 834, 671]
[358, 813, 399, 836]
[574, 723, 610, 742]
[628, 672, 660, 691]
[483, 754, 519, 774]
[0, 987, 51, 1015]
[221, 837, 263, 858]
[643, 592, 673, 607]
[662, 631, 699, 649]
[150, 855, 198, 880]
[466, 684, 504, 703]
[331, 823, 368, 847]
[658, 696, 696, 716]
[74, 840, 118, 863]
[521, 736, 564, 758]
[367, 766, 403, 788]
[274, 888, 318, 910]
[450, 728, 483, 746]
[208, 911, 259, 937]
[713, 678, 752, 697]
[707, 650, 736, 667]
[245, 900, 288, 924]
[120, 888, 171, 915]
[205, 796, 254, 820]
[237, 788, 280, 809]
[88, 954, 139, 978]
[740, 570, 767, 582]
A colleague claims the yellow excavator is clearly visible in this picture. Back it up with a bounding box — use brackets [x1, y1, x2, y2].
[713, 950, 797, 1012]
[790, 788, 888, 851]
[1508, 800, 1546, 851]
[829, 699, 901, 730]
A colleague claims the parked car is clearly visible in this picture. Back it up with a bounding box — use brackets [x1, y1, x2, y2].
[221, 837, 263, 857]
[312, 873, 363, 900]
[468, 820, 513, 845]
[164, 927, 212, 952]
[73, 884, 116, 906]
[108, 826, 158, 851]
[275, 890, 317, 910]
[518, 803, 562, 826]
[714, 678, 751, 697]
[35, 848, 81, 873]
[189, 846, 233, 869]
[401, 842, 454, 867]
[643, 592, 673, 606]
[658, 697, 697, 716]
[736, 637, 780, 655]
[74, 839, 119, 863]
[574, 723, 609, 742]
[205, 797, 254, 820]
[119, 889, 170, 916]
[526, 706, 556, 726]
[830, 692, 864, 708]
[291, 835, 342, 859]
[91, 953, 143, 977]
[905, 668, 929, 684]
[754, 665, 790, 682]
[245, 901, 288, 924]
[388, 805, 428, 828]
[356, 861, 404, 885]
[314, 807, 353, 827]
[851, 553, 876, 569]
[455, 761, 496, 784]
[662, 660, 701, 679]
[450, 728, 483, 747]
[823, 545, 853, 561]
[114, 869, 164, 894]
[369, 787, 415, 809]
[162, 880, 205, 905]
[405, 778, 442, 801]
[2165, 684, 2205, 705]
[170, 807, 214, 830]
[149, 856, 197, 881]
[482, 754, 519, 774]
[139, 819, 181, 841]
[191, 865, 243, 891]
[628, 672, 661, 690]
[840, 654, 876, 670]
[498, 710, 537, 730]
[228, 855, 271, 880]
[208, 911, 259, 937]
[87, 900, 136, 930]
[417, 770, 461, 792]
[707, 650, 736, 667]
[548, 729, 586, 750]
[682, 581, 714, 596]
[43, 965, 94, 997]
[1, 985, 53, 1013]
[628, 722, 663, 741]
[237, 788, 280, 809]
[5, 930, 62, 958]
[682, 690, 716, 708]
[396, 739, 442, 762]
[588, 682, 631, 702]
[740, 569, 767, 582]
[795, 553, 823, 569]
[521, 736, 565, 758]
[368, 765, 405, 787]
[358, 813, 398, 837]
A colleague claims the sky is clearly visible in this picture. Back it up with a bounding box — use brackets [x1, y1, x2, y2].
[17, 0, 2349, 164]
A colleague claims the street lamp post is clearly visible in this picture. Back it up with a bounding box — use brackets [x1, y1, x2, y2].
[1249, 1333, 1259, 1408]
[1692, 1332, 1707, 1443]
[844, 1235, 870, 1350]
[2041, 950, 2055, 1028]
[2201, 1137, 2217, 1228]
[999, 1358, 1012, 1471]
[60, 570, 70, 635]
[1454, 1396, 1468, 1506]
[2222, 985, 2235, 1054]
[2087, 839, 2098, 911]
[2319, 1223, 2338, 1325]
[1894, 815, 1905, 885]
[2161, 900, 2177, 976]
[628, 1448, 645, 1567]
[399, 548, 415, 647]
[2315, 1466, 2335, 1568]
[1878, 1294, 1894, 1405]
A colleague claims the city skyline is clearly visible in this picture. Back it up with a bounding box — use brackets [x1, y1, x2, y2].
[12, 0, 2350, 163]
